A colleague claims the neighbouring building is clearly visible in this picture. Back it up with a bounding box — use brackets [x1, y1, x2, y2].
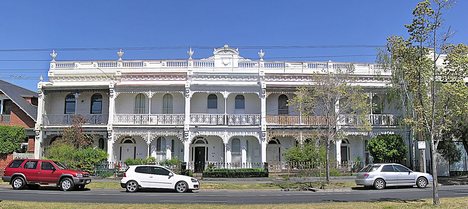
[0, 80, 38, 170]
[35, 45, 408, 172]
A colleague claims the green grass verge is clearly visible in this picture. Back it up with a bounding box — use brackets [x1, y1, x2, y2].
[85, 181, 355, 190]
[1, 197, 467, 209]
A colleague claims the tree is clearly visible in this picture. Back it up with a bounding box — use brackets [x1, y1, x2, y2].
[367, 134, 407, 164]
[290, 67, 371, 183]
[0, 126, 26, 154]
[46, 143, 107, 173]
[284, 141, 326, 165]
[382, 0, 467, 205]
[59, 115, 94, 148]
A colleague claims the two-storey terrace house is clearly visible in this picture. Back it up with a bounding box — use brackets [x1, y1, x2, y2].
[35, 45, 403, 172]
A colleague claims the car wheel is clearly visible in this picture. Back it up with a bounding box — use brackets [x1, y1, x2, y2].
[374, 178, 386, 190]
[416, 177, 428, 188]
[59, 177, 74, 191]
[125, 181, 139, 193]
[11, 176, 26, 190]
[175, 181, 188, 193]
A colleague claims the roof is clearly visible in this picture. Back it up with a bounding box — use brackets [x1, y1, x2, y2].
[0, 80, 38, 122]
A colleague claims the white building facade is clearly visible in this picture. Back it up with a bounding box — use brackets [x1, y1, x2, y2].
[34, 45, 404, 172]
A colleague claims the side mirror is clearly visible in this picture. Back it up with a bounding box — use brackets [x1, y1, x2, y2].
[168, 172, 174, 178]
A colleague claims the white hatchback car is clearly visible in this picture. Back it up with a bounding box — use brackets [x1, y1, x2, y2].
[120, 165, 199, 193]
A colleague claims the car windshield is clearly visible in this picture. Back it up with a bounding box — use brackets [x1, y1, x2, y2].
[360, 165, 381, 172]
[54, 161, 68, 169]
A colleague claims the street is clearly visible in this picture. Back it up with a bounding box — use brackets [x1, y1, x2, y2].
[1, 185, 468, 204]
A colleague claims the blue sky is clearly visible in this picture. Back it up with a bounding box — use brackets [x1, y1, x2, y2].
[0, 0, 467, 91]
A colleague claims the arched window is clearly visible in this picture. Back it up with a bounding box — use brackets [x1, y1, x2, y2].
[278, 94, 289, 115]
[90, 94, 103, 114]
[340, 139, 350, 163]
[156, 137, 166, 152]
[372, 95, 383, 114]
[235, 95, 245, 109]
[64, 94, 76, 114]
[134, 93, 146, 114]
[163, 94, 173, 114]
[207, 94, 218, 109]
[98, 138, 105, 149]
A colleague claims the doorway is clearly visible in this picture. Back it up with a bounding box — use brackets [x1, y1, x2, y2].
[194, 147, 206, 173]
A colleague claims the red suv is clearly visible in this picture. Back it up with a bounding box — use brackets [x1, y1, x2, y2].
[1, 159, 91, 191]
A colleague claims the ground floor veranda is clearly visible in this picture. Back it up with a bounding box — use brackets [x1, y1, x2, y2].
[35, 127, 403, 172]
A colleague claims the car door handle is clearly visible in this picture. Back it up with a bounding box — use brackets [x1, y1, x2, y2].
[149, 176, 153, 178]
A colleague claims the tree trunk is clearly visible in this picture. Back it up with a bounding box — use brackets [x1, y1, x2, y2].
[325, 138, 330, 183]
[430, 135, 440, 205]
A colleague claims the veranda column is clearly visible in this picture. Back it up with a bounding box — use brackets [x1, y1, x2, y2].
[107, 131, 115, 163]
[166, 138, 172, 160]
[241, 138, 247, 165]
[108, 85, 116, 125]
[225, 142, 231, 164]
[335, 139, 342, 166]
[34, 88, 45, 159]
[183, 140, 190, 163]
[146, 133, 151, 158]
[261, 140, 267, 163]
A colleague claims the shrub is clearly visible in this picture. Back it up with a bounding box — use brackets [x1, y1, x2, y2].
[45, 143, 107, 173]
[203, 168, 268, 178]
[0, 126, 26, 154]
[284, 142, 326, 165]
[160, 158, 181, 166]
[367, 134, 407, 163]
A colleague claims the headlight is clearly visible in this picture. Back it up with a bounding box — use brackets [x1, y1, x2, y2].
[76, 173, 83, 178]
[191, 178, 198, 183]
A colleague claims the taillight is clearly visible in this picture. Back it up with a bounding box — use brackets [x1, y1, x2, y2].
[363, 173, 369, 178]
[123, 172, 126, 177]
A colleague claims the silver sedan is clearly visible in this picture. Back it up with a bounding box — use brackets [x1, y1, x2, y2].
[355, 163, 433, 190]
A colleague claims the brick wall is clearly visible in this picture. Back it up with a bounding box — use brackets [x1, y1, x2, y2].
[10, 104, 35, 128]
[0, 154, 13, 177]
[27, 136, 35, 153]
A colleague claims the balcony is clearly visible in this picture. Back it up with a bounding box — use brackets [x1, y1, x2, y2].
[43, 114, 108, 126]
[113, 114, 184, 125]
[266, 115, 329, 126]
[339, 114, 398, 126]
[0, 114, 10, 124]
[189, 114, 261, 126]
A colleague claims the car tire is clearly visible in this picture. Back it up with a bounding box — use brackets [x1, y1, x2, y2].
[416, 177, 428, 188]
[59, 177, 74, 191]
[11, 176, 26, 190]
[175, 181, 188, 193]
[125, 180, 139, 193]
[373, 178, 386, 190]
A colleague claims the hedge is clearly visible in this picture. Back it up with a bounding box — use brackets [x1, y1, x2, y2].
[203, 168, 268, 178]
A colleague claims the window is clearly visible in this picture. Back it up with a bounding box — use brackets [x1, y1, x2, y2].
[394, 165, 411, 172]
[135, 166, 150, 174]
[231, 138, 241, 153]
[381, 165, 396, 172]
[235, 95, 245, 109]
[372, 95, 383, 114]
[162, 94, 173, 114]
[98, 138, 105, 150]
[90, 93, 103, 114]
[2, 99, 12, 115]
[278, 94, 289, 115]
[41, 162, 55, 170]
[64, 94, 76, 114]
[134, 93, 146, 114]
[360, 165, 381, 172]
[8, 160, 24, 168]
[24, 161, 38, 169]
[150, 167, 170, 176]
[156, 137, 166, 152]
[207, 94, 218, 109]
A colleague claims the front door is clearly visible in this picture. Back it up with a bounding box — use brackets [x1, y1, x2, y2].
[120, 144, 136, 161]
[194, 147, 205, 173]
[267, 145, 280, 162]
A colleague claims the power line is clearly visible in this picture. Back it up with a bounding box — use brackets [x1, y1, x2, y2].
[0, 44, 385, 52]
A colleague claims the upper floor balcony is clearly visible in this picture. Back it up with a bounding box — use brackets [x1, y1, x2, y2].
[43, 114, 108, 126]
[266, 114, 398, 127]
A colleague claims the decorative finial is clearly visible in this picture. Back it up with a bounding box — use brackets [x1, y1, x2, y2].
[187, 47, 194, 60]
[50, 50, 57, 62]
[224, 44, 229, 49]
[39, 75, 43, 82]
[117, 49, 124, 61]
[258, 49, 265, 61]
